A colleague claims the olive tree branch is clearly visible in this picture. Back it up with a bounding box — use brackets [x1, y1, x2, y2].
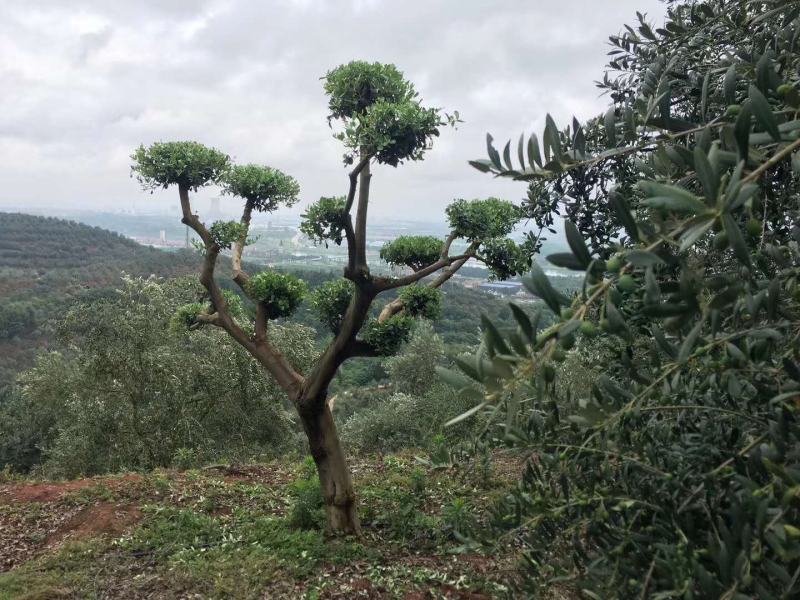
[179, 184, 303, 397]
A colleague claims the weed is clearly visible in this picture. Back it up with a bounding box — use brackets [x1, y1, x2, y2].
[287, 458, 324, 530]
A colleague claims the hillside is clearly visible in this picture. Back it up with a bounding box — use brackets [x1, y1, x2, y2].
[0, 212, 202, 388]
[0, 212, 553, 391]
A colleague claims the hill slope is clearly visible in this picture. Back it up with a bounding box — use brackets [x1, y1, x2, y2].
[0, 212, 201, 387]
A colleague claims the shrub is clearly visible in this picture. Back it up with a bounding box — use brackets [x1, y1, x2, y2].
[1, 277, 312, 477]
[384, 320, 445, 396]
[341, 385, 477, 454]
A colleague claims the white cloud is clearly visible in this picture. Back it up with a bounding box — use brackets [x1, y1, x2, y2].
[0, 0, 665, 220]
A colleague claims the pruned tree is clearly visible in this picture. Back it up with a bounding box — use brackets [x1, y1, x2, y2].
[131, 61, 529, 534]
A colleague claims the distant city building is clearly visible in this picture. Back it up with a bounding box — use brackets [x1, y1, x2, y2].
[479, 281, 524, 296]
[159, 230, 166, 243]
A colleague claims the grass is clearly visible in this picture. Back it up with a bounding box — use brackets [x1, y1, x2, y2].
[0, 452, 524, 599]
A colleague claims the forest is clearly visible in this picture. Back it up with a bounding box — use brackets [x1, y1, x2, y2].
[2, 0, 800, 598]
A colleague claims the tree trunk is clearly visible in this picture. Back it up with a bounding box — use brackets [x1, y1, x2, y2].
[299, 402, 361, 535]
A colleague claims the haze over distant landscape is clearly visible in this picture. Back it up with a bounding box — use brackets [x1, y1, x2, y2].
[0, 0, 662, 221]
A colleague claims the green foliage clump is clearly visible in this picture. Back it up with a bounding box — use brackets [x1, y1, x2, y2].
[323, 61, 414, 120]
[130, 141, 229, 191]
[309, 278, 353, 334]
[480, 238, 531, 281]
[221, 289, 244, 319]
[380, 235, 443, 271]
[323, 60, 451, 166]
[445, 198, 519, 242]
[246, 271, 307, 319]
[221, 164, 300, 212]
[361, 315, 414, 356]
[208, 220, 248, 250]
[358, 100, 444, 167]
[169, 302, 206, 332]
[299, 196, 347, 247]
[398, 285, 442, 320]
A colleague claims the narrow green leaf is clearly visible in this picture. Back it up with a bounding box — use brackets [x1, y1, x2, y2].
[517, 133, 526, 170]
[565, 221, 592, 267]
[544, 114, 560, 162]
[605, 301, 629, 336]
[639, 180, 708, 214]
[547, 252, 586, 270]
[481, 314, 511, 356]
[643, 196, 709, 215]
[644, 267, 660, 304]
[453, 356, 481, 382]
[679, 216, 715, 251]
[652, 326, 677, 358]
[722, 213, 751, 267]
[435, 366, 474, 389]
[524, 263, 570, 314]
[625, 249, 666, 267]
[749, 85, 781, 141]
[509, 303, 534, 343]
[445, 402, 487, 427]
[502, 140, 513, 170]
[694, 146, 719, 201]
[486, 134, 502, 169]
[734, 101, 752, 162]
[468, 159, 493, 173]
[604, 106, 617, 149]
[724, 63, 737, 104]
[610, 190, 640, 242]
[678, 320, 703, 363]
[527, 134, 542, 168]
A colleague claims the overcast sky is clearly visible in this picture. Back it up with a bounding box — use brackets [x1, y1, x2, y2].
[0, 0, 665, 222]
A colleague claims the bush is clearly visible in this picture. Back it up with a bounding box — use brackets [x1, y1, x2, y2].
[0, 276, 314, 477]
[341, 385, 477, 454]
[384, 320, 445, 396]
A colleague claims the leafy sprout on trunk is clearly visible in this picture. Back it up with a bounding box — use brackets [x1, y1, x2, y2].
[310, 279, 354, 334]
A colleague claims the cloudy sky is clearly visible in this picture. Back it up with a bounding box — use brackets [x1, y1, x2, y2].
[0, 0, 665, 222]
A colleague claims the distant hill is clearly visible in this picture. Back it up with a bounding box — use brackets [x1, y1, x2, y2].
[0, 212, 202, 388]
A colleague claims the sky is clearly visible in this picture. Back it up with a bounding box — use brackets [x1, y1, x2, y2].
[0, 0, 665, 222]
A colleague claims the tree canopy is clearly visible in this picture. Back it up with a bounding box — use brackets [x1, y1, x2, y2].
[443, 1, 800, 597]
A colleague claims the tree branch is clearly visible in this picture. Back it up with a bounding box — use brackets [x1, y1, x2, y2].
[178, 184, 304, 400]
[254, 304, 268, 342]
[301, 285, 377, 408]
[352, 153, 372, 277]
[374, 246, 476, 292]
[232, 200, 254, 293]
[343, 154, 372, 274]
[377, 252, 474, 323]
